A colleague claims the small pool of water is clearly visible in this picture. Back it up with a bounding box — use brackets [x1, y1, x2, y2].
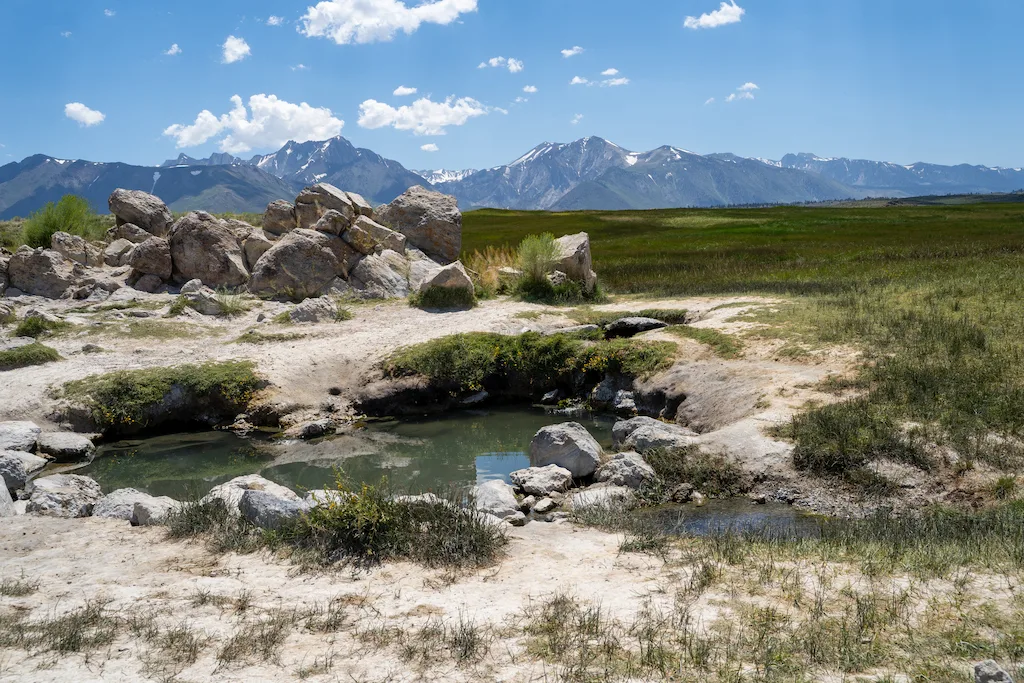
[82, 407, 616, 500]
[638, 499, 821, 538]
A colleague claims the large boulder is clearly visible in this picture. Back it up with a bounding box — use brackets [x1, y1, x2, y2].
[311, 209, 350, 237]
[295, 183, 356, 230]
[377, 186, 461, 264]
[104, 239, 135, 267]
[407, 248, 444, 291]
[107, 223, 152, 244]
[239, 489, 308, 530]
[349, 249, 410, 299]
[51, 231, 100, 266]
[27, 474, 103, 518]
[595, 452, 657, 490]
[417, 260, 473, 295]
[132, 496, 180, 526]
[0, 421, 41, 452]
[570, 485, 634, 511]
[127, 237, 172, 280]
[474, 480, 520, 520]
[109, 189, 173, 237]
[346, 192, 374, 218]
[1, 450, 47, 476]
[168, 212, 249, 287]
[0, 454, 29, 495]
[529, 423, 604, 478]
[263, 200, 297, 236]
[200, 474, 299, 514]
[289, 296, 338, 323]
[36, 432, 96, 463]
[93, 488, 176, 523]
[553, 233, 597, 293]
[249, 229, 355, 299]
[7, 247, 77, 298]
[509, 465, 573, 497]
[344, 216, 407, 255]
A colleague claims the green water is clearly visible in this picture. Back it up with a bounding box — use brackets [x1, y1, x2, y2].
[81, 407, 616, 500]
[639, 499, 821, 538]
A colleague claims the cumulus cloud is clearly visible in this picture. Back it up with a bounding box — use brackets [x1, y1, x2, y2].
[570, 76, 590, 86]
[603, 77, 629, 87]
[267, 16, 285, 26]
[514, 96, 528, 103]
[393, 85, 418, 96]
[601, 68, 619, 76]
[222, 36, 251, 63]
[163, 94, 345, 154]
[300, 0, 477, 45]
[570, 113, 584, 125]
[357, 96, 488, 135]
[685, 1, 745, 29]
[739, 82, 759, 91]
[165, 43, 181, 56]
[522, 85, 537, 93]
[65, 102, 106, 127]
[561, 46, 584, 58]
[291, 63, 309, 71]
[104, 9, 115, 17]
[421, 143, 439, 152]
[725, 82, 759, 102]
[573, 73, 629, 87]
[478, 56, 523, 73]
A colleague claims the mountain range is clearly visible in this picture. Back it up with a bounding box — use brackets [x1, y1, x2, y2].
[2, 135, 1022, 220]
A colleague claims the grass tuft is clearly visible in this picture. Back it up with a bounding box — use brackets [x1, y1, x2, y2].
[410, 286, 477, 310]
[666, 325, 744, 358]
[0, 342, 62, 371]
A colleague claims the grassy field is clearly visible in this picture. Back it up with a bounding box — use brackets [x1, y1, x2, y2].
[465, 203, 1024, 483]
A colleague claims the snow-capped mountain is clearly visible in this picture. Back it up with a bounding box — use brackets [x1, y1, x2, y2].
[414, 169, 478, 185]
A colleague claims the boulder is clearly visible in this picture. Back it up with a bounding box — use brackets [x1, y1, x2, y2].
[377, 186, 461, 264]
[533, 497, 557, 514]
[200, 474, 299, 514]
[134, 273, 164, 293]
[36, 432, 96, 463]
[295, 183, 356, 229]
[407, 248, 444, 291]
[132, 496, 180, 526]
[509, 465, 574, 497]
[529, 423, 603, 478]
[0, 454, 29, 494]
[344, 215, 407, 255]
[93, 488, 175, 523]
[2, 449, 47, 476]
[417, 260, 473, 295]
[168, 212, 249, 287]
[289, 296, 338, 323]
[249, 229, 353, 299]
[346, 192, 374, 218]
[975, 660, 1014, 683]
[570, 485, 634, 511]
[263, 200, 297, 236]
[7, 247, 77, 298]
[107, 222, 152, 244]
[349, 249, 410, 299]
[613, 416, 697, 450]
[0, 257, 8, 297]
[109, 189, 173, 237]
[242, 230, 273, 270]
[27, 474, 103, 518]
[605, 317, 669, 339]
[104, 238, 135, 267]
[553, 232, 598, 293]
[621, 424, 698, 454]
[613, 390, 637, 415]
[50, 231, 90, 265]
[239, 489, 308, 530]
[474, 480, 520, 520]
[595, 452, 657, 489]
[311, 209, 351, 237]
[181, 284, 224, 316]
[127, 237, 172, 280]
[0, 421, 41, 452]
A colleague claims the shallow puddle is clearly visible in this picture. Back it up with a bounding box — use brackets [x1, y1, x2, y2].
[638, 499, 821, 538]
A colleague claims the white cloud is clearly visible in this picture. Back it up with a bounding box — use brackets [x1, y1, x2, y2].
[291, 63, 309, 71]
[739, 82, 759, 91]
[300, 0, 477, 45]
[523, 85, 537, 93]
[725, 82, 759, 102]
[163, 94, 345, 154]
[222, 36, 251, 64]
[603, 77, 629, 87]
[478, 56, 523, 73]
[65, 102, 106, 127]
[570, 76, 590, 86]
[601, 68, 619, 76]
[571, 113, 584, 125]
[514, 96, 528, 103]
[104, 9, 115, 17]
[421, 143, 439, 152]
[685, 1, 745, 29]
[358, 96, 488, 135]
[393, 85, 418, 96]
[165, 43, 181, 56]
[267, 16, 285, 26]
[704, 97, 716, 105]
[561, 45, 584, 58]
[61, 31, 72, 38]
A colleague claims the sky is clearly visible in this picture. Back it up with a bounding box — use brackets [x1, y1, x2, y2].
[1, 0, 1022, 171]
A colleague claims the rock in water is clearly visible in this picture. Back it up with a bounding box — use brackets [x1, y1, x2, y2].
[169, 212, 249, 287]
[27, 474, 103, 518]
[36, 432, 96, 463]
[976, 660, 1015, 683]
[553, 232, 598, 293]
[378, 186, 462, 264]
[108, 189, 173, 237]
[474, 480, 520, 519]
[239, 489, 308, 530]
[509, 465, 574, 496]
[263, 200, 297, 236]
[127, 237, 173, 281]
[529, 422, 604, 478]
[595, 452, 657, 489]
[605, 317, 669, 339]
[0, 421, 41, 453]
[7, 247, 77, 298]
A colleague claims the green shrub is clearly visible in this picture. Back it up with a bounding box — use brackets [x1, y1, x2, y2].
[410, 286, 477, 310]
[517, 233, 560, 284]
[335, 306, 354, 321]
[0, 342, 62, 371]
[215, 290, 251, 317]
[643, 447, 749, 497]
[22, 195, 105, 248]
[14, 316, 69, 339]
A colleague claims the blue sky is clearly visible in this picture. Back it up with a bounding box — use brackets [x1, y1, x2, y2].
[1, 0, 1022, 170]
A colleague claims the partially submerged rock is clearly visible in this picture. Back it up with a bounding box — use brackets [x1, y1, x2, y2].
[529, 422, 604, 478]
[109, 189, 173, 237]
[27, 474, 103, 518]
[36, 432, 96, 463]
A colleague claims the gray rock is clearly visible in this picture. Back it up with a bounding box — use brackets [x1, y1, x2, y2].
[249, 229, 355, 300]
[474, 480, 520, 519]
[595, 452, 657, 489]
[520, 495, 538, 511]
[506, 511, 528, 526]
[128, 237, 172, 280]
[263, 200, 297, 236]
[289, 296, 338, 323]
[613, 390, 637, 415]
[1, 450, 47, 476]
[0, 421, 41, 452]
[200, 474, 299, 514]
[510, 465, 574, 497]
[553, 232, 597, 293]
[27, 474, 103, 518]
[417, 260, 473, 295]
[182, 284, 224, 316]
[109, 189, 173, 237]
[344, 215, 407, 255]
[312, 209, 352, 237]
[0, 256, 9, 297]
[168, 212, 249, 287]
[529, 423, 603, 478]
[107, 222, 153, 244]
[570, 485, 634, 511]
[0, 300, 14, 324]
[622, 424, 698, 453]
[605, 317, 669, 339]
[542, 324, 601, 337]
[377, 186, 461, 264]
[239, 489, 308, 530]
[691, 491, 707, 506]
[613, 416, 697, 450]
[180, 278, 204, 294]
[0, 484, 15, 518]
[242, 230, 274, 271]
[50, 231, 90, 265]
[346, 192, 374, 218]
[36, 432, 96, 463]
[134, 273, 164, 293]
[132, 497, 180, 526]
[0, 454, 29, 494]
[104, 238, 135, 267]
[533, 497, 557, 514]
[976, 659, 1015, 683]
[295, 183, 356, 229]
[590, 375, 618, 405]
[93, 488, 175, 523]
[7, 247, 77, 298]
[349, 249, 410, 299]
[406, 249, 444, 291]
[284, 418, 335, 440]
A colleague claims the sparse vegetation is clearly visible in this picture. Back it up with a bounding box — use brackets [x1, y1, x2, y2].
[0, 342, 62, 370]
[666, 325, 744, 358]
[643, 447, 750, 497]
[409, 285, 477, 310]
[215, 289, 252, 317]
[21, 194, 108, 248]
[233, 329, 305, 344]
[13, 315, 70, 338]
